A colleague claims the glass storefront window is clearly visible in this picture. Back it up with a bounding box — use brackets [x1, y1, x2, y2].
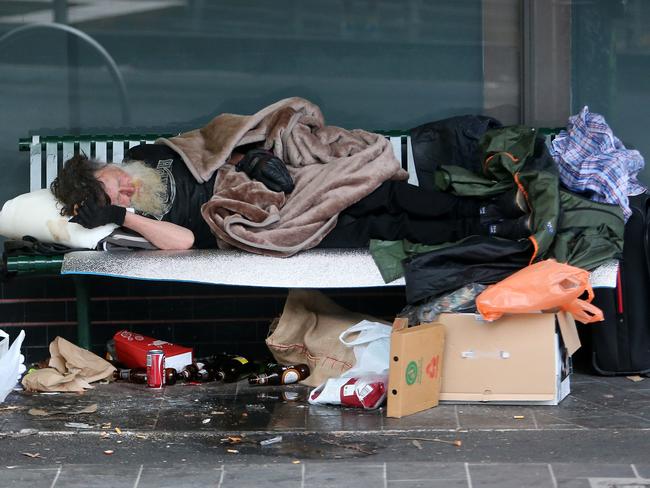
[1, 0, 521, 201]
[572, 0, 650, 184]
[2, 0, 646, 200]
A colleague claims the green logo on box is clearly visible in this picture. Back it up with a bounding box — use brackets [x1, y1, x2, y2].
[405, 360, 419, 385]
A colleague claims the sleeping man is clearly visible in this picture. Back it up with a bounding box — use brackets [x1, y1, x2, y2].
[50, 142, 530, 252]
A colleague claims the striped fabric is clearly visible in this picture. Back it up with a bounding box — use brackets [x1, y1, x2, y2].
[550, 106, 646, 220]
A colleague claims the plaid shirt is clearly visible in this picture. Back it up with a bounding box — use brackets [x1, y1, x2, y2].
[550, 106, 646, 221]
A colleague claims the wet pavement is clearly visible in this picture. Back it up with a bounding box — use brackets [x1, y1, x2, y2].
[1, 373, 650, 487]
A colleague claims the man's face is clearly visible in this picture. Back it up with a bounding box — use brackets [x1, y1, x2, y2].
[94, 165, 137, 207]
[94, 161, 166, 216]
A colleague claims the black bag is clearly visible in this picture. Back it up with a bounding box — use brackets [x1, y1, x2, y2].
[4, 236, 83, 256]
[590, 192, 650, 375]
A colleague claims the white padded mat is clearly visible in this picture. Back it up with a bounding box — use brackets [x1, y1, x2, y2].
[588, 259, 619, 288]
[61, 249, 618, 289]
[61, 248, 405, 288]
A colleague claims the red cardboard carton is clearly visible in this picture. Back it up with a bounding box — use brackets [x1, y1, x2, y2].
[113, 330, 193, 372]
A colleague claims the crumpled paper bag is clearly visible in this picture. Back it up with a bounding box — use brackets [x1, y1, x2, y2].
[22, 337, 116, 393]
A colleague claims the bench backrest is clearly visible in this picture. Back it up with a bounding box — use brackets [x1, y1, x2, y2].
[19, 134, 171, 192]
[20, 132, 419, 191]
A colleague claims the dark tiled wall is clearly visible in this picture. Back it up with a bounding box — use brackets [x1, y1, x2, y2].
[0, 273, 406, 364]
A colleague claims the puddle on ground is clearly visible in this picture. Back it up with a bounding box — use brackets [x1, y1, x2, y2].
[205, 434, 379, 459]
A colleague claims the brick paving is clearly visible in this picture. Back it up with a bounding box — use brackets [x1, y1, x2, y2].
[1, 373, 650, 486]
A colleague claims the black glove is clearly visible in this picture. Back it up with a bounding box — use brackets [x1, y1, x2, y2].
[70, 200, 127, 229]
[235, 149, 295, 193]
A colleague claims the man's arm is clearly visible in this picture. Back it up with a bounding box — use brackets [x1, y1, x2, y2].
[123, 212, 195, 250]
[71, 201, 195, 250]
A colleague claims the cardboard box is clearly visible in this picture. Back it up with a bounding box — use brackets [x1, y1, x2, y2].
[387, 318, 445, 418]
[436, 311, 579, 405]
[113, 330, 193, 372]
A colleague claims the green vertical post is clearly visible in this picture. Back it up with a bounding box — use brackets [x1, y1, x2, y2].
[73, 276, 91, 350]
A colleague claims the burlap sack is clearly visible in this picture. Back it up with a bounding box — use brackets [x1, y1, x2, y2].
[266, 289, 387, 387]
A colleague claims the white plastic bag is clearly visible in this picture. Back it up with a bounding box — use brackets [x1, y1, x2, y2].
[338, 320, 392, 377]
[0, 329, 26, 403]
[309, 320, 392, 409]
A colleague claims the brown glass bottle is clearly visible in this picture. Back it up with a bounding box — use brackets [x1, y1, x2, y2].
[248, 363, 310, 386]
[178, 362, 212, 382]
[113, 368, 177, 386]
[208, 355, 256, 383]
[164, 368, 178, 385]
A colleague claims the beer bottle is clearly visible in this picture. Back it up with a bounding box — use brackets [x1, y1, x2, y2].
[248, 363, 310, 386]
[113, 368, 147, 384]
[113, 367, 178, 385]
[164, 368, 178, 386]
[208, 354, 256, 383]
[178, 362, 212, 382]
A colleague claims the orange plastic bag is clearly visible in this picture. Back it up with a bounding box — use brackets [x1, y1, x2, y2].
[476, 259, 604, 323]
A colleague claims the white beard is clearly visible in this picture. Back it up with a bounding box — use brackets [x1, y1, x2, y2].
[120, 160, 167, 216]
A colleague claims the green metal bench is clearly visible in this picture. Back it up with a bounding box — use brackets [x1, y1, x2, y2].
[5, 128, 577, 350]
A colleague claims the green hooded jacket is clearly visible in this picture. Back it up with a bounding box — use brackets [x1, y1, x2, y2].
[371, 126, 624, 282]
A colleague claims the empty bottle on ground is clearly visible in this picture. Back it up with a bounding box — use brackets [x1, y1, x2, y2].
[248, 363, 310, 386]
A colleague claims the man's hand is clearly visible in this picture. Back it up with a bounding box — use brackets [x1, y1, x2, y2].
[236, 149, 295, 193]
[70, 200, 126, 228]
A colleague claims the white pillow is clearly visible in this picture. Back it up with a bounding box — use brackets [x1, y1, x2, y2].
[0, 189, 116, 249]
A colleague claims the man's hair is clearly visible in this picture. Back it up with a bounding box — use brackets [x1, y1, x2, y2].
[50, 155, 109, 216]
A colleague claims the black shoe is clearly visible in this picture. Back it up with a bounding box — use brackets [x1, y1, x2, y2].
[479, 188, 528, 222]
[486, 215, 531, 240]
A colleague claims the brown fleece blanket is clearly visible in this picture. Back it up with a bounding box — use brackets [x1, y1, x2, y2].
[158, 97, 407, 256]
